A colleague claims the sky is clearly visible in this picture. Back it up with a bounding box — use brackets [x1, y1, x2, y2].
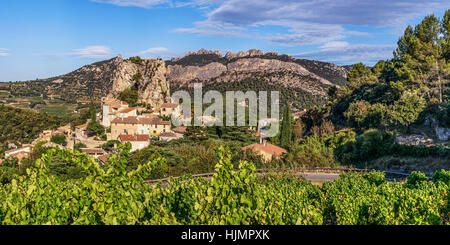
[0, 0, 449, 82]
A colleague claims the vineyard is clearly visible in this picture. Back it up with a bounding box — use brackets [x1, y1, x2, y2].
[0, 145, 448, 225]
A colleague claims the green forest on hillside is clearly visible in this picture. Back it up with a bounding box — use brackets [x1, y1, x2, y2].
[0, 105, 62, 145]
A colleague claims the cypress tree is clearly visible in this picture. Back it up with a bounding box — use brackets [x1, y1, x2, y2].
[280, 105, 292, 149]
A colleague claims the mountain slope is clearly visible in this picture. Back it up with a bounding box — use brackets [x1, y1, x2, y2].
[7, 56, 171, 108]
[167, 49, 349, 109]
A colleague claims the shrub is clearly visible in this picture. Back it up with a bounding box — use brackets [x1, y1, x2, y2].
[0, 167, 17, 185]
[432, 170, 450, 185]
[406, 172, 429, 188]
[363, 171, 386, 186]
[74, 143, 87, 151]
[286, 135, 336, 168]
[51, 134, 67, 146]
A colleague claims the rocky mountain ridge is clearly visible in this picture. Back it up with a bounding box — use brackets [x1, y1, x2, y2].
[6, 49, 350, 110]
[167, 49, 349, 87]
[166, 49, 349, 109]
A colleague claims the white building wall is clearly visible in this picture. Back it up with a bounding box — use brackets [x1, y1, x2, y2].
[102, 105, 111, 127]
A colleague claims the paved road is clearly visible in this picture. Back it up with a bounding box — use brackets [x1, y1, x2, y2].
[300, 173, 340, 182]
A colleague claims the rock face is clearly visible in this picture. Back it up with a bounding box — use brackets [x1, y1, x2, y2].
[396, 134, 434, 146]
[107, 56, 170, 108]
[424, 116, 450, 142]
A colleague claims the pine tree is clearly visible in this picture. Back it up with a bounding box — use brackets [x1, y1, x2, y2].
[394, 13, 449, 102]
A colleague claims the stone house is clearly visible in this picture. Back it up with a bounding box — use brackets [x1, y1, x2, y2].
[159, 103, 179, 117]
[118, 134, 150, 152]
[102, 98, 129, 127]
[110, 116, 171, 140]
[75, 123, 89, 138]
[119, 107, 137, 118]
[4, 145, 32, 162]
[242, 141, 287, 162]
[81, 148, 105, 159]
[159, 132, 183, 142]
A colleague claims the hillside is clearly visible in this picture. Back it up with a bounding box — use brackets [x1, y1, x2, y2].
[167, 49, 349, 109]
[0, 105, 62, 145]
[5, 56, 171, 108]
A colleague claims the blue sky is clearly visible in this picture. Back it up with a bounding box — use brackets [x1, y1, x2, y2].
[0, 0, 448, 82]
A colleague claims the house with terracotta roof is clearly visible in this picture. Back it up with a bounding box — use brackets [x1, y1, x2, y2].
[119, 107, 137, 118]
[118, 134, 150, 152]
[172, 126, 187, 135]
[242, 141, 287, 162]
[4, 145, 32, 162]
[110, 116, 171, 140]
[81, 148, 105, 159]
[159, 132, 183, 142]
[75, 123, 89, 138]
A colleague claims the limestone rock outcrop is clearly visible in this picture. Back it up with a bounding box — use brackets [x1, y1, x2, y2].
[108, 56, 170, 108]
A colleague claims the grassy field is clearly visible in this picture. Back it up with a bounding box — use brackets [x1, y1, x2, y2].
[37, 102, 77, 119]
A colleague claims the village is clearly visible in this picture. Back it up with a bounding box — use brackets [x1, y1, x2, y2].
[1, 98, 189, 165]
[1, 96, 299, 166]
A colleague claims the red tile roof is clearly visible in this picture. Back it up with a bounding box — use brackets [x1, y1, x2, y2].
[98, 154, 110, 164]
[111, 116, 139, 124]
[81, 148, 105, 154]
[5, 146, 31, 155]
[111, 116, 171, 126]
[161, 103, 179, 108]
[119, 134, 150, 142]
[159, 132, 178, 138]
[242, 143, 287, 157]
[120, 108, 137, 113]
[172, 126, 187, 134]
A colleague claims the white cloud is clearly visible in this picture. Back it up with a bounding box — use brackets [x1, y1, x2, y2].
[0, 48, 10, 57]
[296, 42, 396, 65]
[171, 0, 448, 49]
[206, 0, 448, 27]
[90, 0, 170, 8]
[70, 46, 114, 59]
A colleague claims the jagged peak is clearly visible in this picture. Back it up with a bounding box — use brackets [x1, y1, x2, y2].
[185, 49, 223, 57]
[225, 49, 264, 59]
[177, 49, 295, 61]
